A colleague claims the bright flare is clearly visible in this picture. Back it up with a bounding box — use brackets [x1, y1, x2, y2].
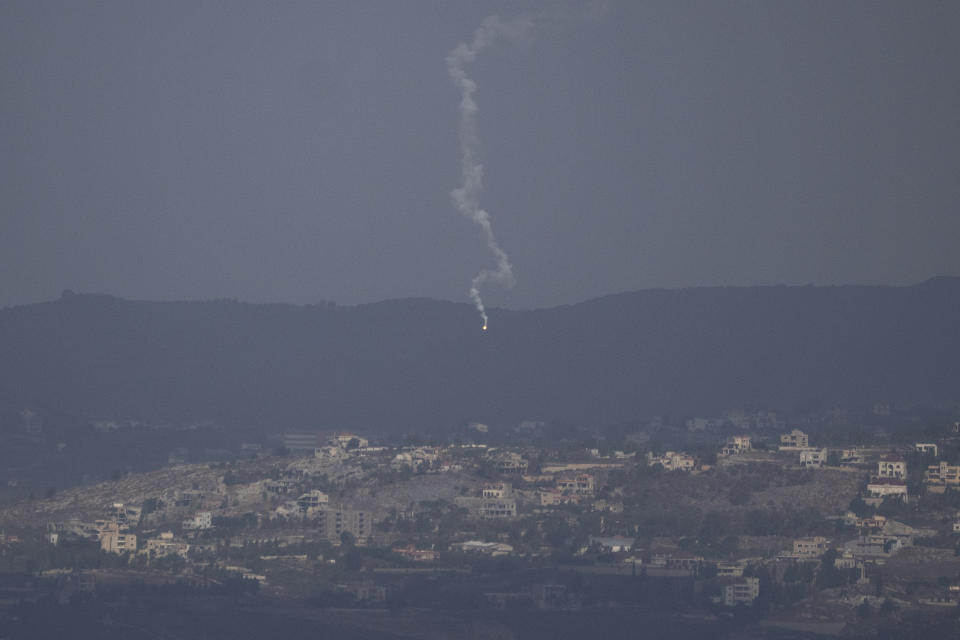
[482, 324, 488, 331]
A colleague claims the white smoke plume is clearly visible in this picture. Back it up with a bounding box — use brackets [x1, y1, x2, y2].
[447, 15, 533, 330]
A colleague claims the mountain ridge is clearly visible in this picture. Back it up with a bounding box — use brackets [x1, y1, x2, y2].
[2, 278, 958, 432]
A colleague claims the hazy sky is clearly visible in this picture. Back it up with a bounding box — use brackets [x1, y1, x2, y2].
[3, 1, 960, 310]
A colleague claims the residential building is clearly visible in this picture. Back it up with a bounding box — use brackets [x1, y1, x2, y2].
[330, 433, 369, 449]
[282, 432, 320, 452]
[592, 499, 624, 513]
[779, 430, 809, 450]
[721, 436, 752, 456]
[793, 536, 829, 558]
[664, 550, 703, 574]
[143, 532, 190, 559]
[877, 455, 907, 480]
[555, 473, 595, 496]
[182, 511, 212, 530]
[174, 489, 205, 507]
[99, 523, 137, 554]
[865, 479, 909, 502]
[452, 540, 513, 556]
[833, 549, 860, 570]
[482, 482, 514, 499]
[855, 515, 889, 533]
[391, 447, 440, 472]
[648, 451, 695, 472]
[316, 506, 369, 542]
[723, 577, 760, 607]
[392, 544, 438, 562]
[915, 443, 939, 456]
[799, 448, 828, 469]
[106, 503, 141, 527]
[265, 479, 298, 495]
[538, 488, 569, 506]
[456, 494, 519, 518]
[314, 446, 349, 463]
[925, 461, 960, 487]
[588, 536, 635, 553]
[491, 452, 528, 474]
[478, 498, 518, 519]
[296, 490, 330, 513]
[840, 449, 866, 465]
[716, 561, 747, 578]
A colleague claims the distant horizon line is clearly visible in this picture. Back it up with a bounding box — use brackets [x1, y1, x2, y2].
[5, 275, 957, 313]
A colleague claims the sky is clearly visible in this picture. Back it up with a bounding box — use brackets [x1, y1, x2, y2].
[2, 0, 960, 310]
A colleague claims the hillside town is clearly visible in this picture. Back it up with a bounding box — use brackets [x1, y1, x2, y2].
[2, 406, 960, 637]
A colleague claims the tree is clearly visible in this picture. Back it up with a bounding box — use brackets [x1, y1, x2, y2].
[141, 497, 163, 516]
[879, 598, 898, 615]
[340, 531, 356, 548]
[816, 550, 843, 588]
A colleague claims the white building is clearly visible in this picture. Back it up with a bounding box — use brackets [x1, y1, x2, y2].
[182, 511, 212, 530]
[866, 480, 909, 502]
[297, 490, 330, 512]
[716, 561, 747, 578]
[491, 452, 528, 474]
[539, 488, 571, 506]
[314, 446, 349, 462]
[106, 503, 141, 527]
[282, 432, 320, 452]
[330, 433, 369, 449]
[877, 455, 907, 480]
[479, 498, 518, 519]
[142, 532, 190, 559]
[555, 473, 595, 495]
[793, 536, 829, 558]
[723, 577, 760, 606]
[588, 536, 635, 553]
[779, 430, 809, 450]
[482, 482, 514, 499]
[840, 449, 866, 465]
[452, 540, 513, 556]
[721, 436, 752, 456]
[799, 448, 828, 469]
[925, 461, 960, 487]
[648, 451, 695, 472]
[915, 443, 939, 456]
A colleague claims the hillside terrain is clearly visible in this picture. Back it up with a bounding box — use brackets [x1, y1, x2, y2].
[1, 278, 959, 433]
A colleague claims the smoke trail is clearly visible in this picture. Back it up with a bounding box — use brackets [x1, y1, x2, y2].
[447, 15, 531, 330]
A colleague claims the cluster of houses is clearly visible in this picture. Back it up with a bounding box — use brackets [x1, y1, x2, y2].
[16, 418, 960, 618]
[45, 499, 214, 559]
[454, 469, 606, 519]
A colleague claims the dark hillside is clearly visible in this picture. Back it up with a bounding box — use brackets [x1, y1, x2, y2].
[1, 279, 958, 431]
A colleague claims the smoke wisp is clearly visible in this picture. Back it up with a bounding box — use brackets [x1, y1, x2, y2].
[447, 15, 532, 330]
